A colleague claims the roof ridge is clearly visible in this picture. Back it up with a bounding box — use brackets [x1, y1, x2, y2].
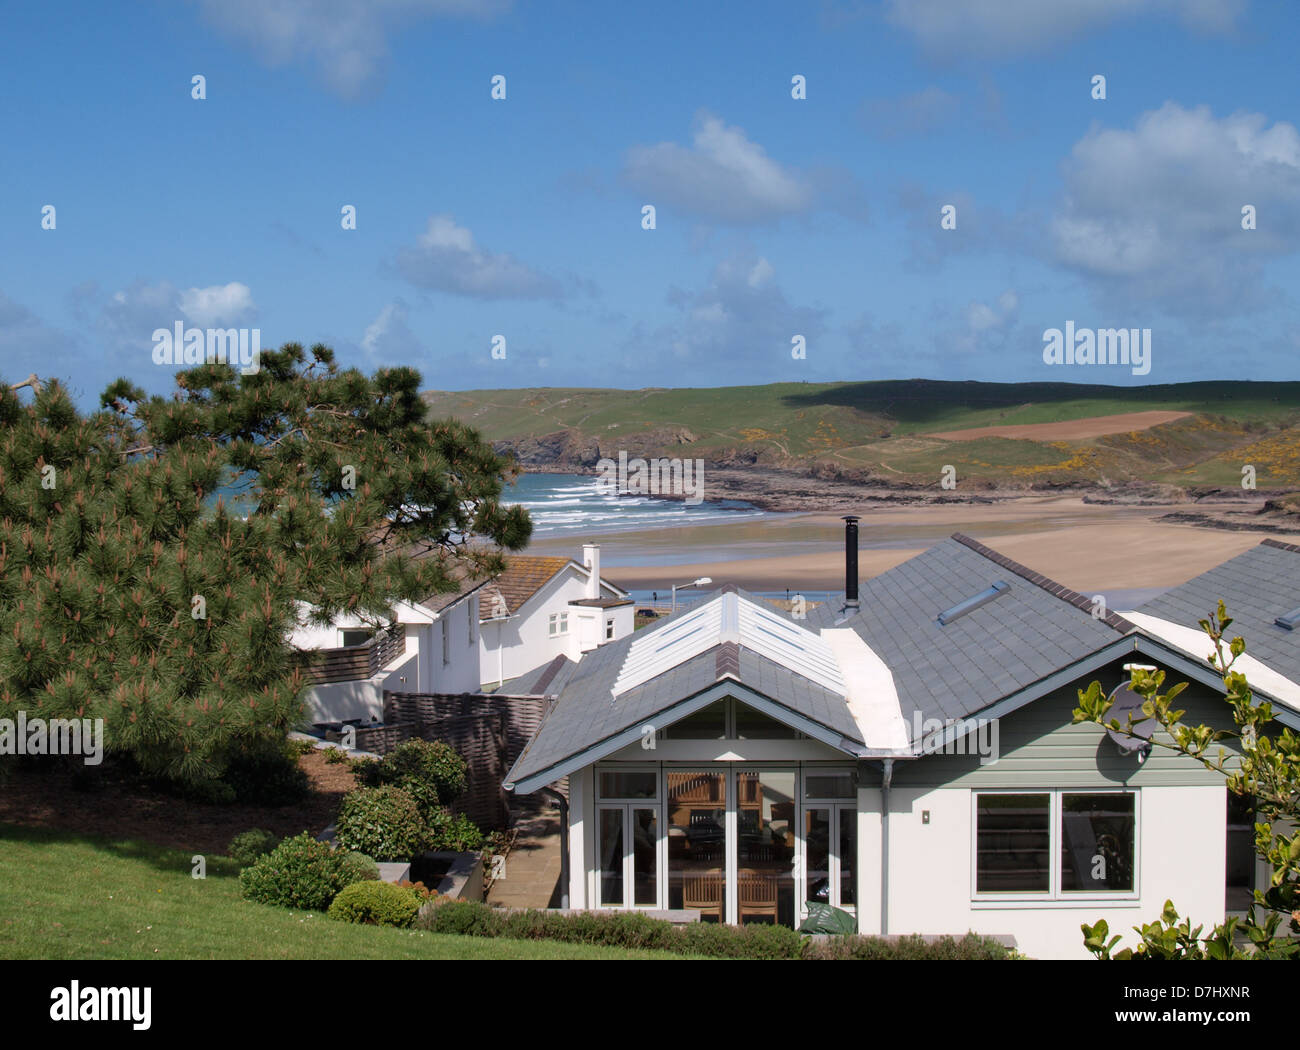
[950, 532, 1136, 633]
[532, 654, 570, 696]
[1260, 537, 1300, 555]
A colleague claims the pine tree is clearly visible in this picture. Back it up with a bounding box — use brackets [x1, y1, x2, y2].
[0, 344, 530, 787]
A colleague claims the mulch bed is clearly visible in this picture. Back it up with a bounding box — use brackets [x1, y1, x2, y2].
[0, 751, 357, 855]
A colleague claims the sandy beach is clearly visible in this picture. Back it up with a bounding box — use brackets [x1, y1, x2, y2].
[526, 495, 1300, 595]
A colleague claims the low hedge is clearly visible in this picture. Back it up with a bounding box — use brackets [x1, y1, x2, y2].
[415, 900, 1013, 959]
[327, 880, 421, 928]
[803, 932, 1011, 960]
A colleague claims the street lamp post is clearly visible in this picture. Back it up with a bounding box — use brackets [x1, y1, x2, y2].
[671, 576, 713, 612]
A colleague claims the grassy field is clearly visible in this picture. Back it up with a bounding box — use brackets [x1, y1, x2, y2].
[0, 825, 680, 960]
[425, 379, 1300, 487]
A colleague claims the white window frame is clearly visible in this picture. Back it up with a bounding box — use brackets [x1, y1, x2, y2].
[596, 764, 663, 910]
[800, 774, 858, 920]
[605, 618, 616, 641]
[549, 611, 569, 638]
[592, 762, 856, 923]
[970, 788, 1140, 904]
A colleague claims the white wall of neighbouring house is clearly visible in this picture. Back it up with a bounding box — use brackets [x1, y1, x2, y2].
[295, 593, 482, 724]
[873, 782, 1227, 960]
[479, 566, 630, 687]
[433, 594, 482, 694]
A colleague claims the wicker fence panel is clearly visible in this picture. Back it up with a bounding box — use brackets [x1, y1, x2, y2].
[379, 691, 566, 820]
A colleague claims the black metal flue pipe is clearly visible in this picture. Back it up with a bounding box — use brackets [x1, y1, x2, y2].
[843, 515, 860, 611]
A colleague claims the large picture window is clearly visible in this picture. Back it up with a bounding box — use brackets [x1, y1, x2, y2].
[595, 763, 856, 924]
[974, 790, 1137, 898]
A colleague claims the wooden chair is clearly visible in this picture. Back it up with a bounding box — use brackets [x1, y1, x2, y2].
[682, 871, 724, 921]
[737, 871, 779, 924]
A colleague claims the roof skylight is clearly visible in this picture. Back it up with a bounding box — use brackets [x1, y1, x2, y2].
[937, 580, 1010, 626]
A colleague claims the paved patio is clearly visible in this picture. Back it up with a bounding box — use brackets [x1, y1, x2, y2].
[485, 801, 563, 909]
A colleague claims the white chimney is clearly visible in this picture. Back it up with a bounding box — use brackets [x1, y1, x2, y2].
[583, 543, 600, 600]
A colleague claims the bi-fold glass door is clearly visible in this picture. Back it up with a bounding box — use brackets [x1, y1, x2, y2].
[597, 805, 659, 909]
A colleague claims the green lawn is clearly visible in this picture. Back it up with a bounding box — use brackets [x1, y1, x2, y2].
[0, 825, 680, 960]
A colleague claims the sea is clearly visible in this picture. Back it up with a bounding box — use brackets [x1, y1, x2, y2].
[501, 471, 765, 538]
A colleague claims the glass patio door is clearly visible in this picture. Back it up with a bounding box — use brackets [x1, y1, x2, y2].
[801, 804, 856, 918]
[597, 805, 659, 908]
[666, 770, 726, 921]
[735, 769, 797, 925]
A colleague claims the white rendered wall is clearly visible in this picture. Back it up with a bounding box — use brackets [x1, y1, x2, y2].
[878, 783, 1227, 959]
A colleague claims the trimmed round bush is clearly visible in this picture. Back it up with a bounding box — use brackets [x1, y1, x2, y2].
[424, 809, 484, 853]
[327, 880, 421, 928]
[340, 851, 379, 883]
[228, 828, 280, 868]
[334, 785, 424, 861]
[238, 832, 358, 911]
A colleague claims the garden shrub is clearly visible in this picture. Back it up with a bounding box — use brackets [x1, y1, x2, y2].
[803, 932, 1010, 961]
[383, 739, 468, 805]
[396, 879, 440, 903]
[413, 901, 1013, 960]
[327, 880, 421, 928]
[228, 828, 280, 868]
[238, 832, 359, 911]
[339, 851, 379, 883]
[334, 785, 424, 861]
[419, 899, 503, 938]
[221, 740, 309, 805]
[424, 809, 484, 852]
[356, 740, 469, 821]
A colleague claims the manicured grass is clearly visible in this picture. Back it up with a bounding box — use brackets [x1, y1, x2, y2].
[0, 825, 681, 960]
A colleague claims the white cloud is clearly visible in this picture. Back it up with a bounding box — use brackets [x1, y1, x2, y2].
[195, 0, 511, 98]
[96, 279, 259, 359]
[623, 113, 814, 224]
[1050, 103, 1300, 314]
[394, 215, 566, 300]
[882, 0, 1243, 58]
[651, 251, 827, 371]
[178, 282, 257, 327]
[361, 299, 423, 364]
[966, 290, 1018, 333]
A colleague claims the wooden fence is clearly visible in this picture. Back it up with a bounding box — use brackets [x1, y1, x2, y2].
[294, 624, 406, 686]
[336, 690, 561, 831]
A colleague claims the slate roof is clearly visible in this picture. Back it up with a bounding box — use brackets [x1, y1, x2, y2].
[802, 533, 1133, 729]
[491, 654, 578, 696]
[504, 588, 863, 789]
[505, 534, 1140, 790]
[1134, 538, 1300, 685]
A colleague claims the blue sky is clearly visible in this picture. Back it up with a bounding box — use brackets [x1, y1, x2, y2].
[2, 0, 1299, 405]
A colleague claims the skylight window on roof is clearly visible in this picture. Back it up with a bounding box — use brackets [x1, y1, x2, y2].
[937, 580, 1010, 626]
[1275, 606, 1300, 631]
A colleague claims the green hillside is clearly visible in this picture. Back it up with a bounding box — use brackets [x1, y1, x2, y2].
[423, 379, 1300, 488]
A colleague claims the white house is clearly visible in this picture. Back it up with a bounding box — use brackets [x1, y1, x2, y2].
[479, 544, 633, 689]
[502, 526, 1300, 959]
[290, 578, 487, 726]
